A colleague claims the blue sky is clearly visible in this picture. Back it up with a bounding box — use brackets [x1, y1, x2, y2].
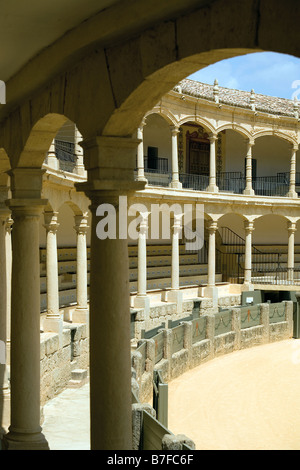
[188, 52, 300, 100]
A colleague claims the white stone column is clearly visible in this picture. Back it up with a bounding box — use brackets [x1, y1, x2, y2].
[287, 144, 298, 198]
[243, 139, 255, 195]
[43, 211, 63, 343]
[163, 214, 183, 312]
[3, 168, 49, 450]
[5, 217, 13, 359]
[244, 220, 255, 286]
[171, 214, 182, 290]
[73, 214, 89, 325]
[136, 121, 147, 183]
[206, 133, 219, 193]
[77, 136, 145, 450]
[207, 220, 218, 287]
[75, 128, 86, 177]
[169, 126, 182, 189]
[287, 221, 297, 282]
[46, 139, 59, 170]
[134, 212, 150, 312]
[203, 220, 218, 305]
[0, 209, 11, 437]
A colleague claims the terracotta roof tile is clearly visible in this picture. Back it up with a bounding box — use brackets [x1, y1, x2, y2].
[174, 78, 297, 117]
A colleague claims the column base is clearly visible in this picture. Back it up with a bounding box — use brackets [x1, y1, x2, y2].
[134, 295, 150, 314]
[2, 430, 49, 450]
[242, 282, 254, 291]
[46, 156, 59, 171]
[136, 175, 148, 183]
[43, 313, 64, 347]
[286, 190, 298, 198]
[72, 307, 89, 326]
[0, 389, 10, 437]
[169, 180, 182, 189]
[203, 286, 218, 307]
[243, 188, 255, 196]
[206, 185, 219, 193]
[162, 289, 183, 313]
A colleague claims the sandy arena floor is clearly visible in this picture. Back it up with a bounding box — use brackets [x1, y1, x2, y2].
[43, 339, 300, 450]
[168, 339, 300, 450]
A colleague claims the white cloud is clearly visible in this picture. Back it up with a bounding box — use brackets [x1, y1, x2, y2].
[188, 52, 300, 99]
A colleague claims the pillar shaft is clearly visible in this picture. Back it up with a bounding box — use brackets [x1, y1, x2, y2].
[137, 214, 148, 296]
[169, 127, 182, 189]
[287, 145, 298, 198]
[207, 221, 217, 287]
[0, 210, 10, 436]
[244, 221, 254, 285]
[206, 134, 218, 193]
[287, 222, 297, 282]
[44, 212, 60, 317]
[75, 215, 88, 309]
[171, 215, 182, 290]
[136, 123, 147, 182]
[77, 136, 145, 450]
[243, 140, 255, 195]
[4, 198, 49, 450]
[3, 168, 48, 450]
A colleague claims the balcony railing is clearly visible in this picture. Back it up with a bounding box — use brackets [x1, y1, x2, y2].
[144, 157, 169, 172]
[144, 168, 172, 187]
[140, 168, 291, 197]
[55, 139, 76, 173]
[179, 173, 209, 191]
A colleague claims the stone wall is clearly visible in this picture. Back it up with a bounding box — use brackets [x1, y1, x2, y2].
[40, 323, 89, 405]
[132, 294, 241, 341]
[133, 301, 293, 402]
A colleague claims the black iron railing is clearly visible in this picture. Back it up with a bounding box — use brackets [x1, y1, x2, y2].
[179, 173, 209, 191]
[55, 139, 76, 173]
[144, 156, 169, 172]
[144, 168, 172, 187]
[140, 168, 291, 197]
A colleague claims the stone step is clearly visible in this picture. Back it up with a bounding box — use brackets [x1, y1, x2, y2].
[129, 273, 223, 293]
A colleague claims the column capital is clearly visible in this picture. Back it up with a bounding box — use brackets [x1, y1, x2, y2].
[208, 133, 218, 143]
[170, 125, 180, 136]
[245, 138, 255, 147]
[8, 168, 46, 200]
[6, 198, 47, 217]
[5, 217, 13, 234]
[287, 220, 297, 233]
[138, 118, 147, 130]
[244, 220, 255, 233]
[74, 213, 89, 234]
[290, 142, 299, 151]
[43, 211, 60, 234]
[76, 135, 145, 198]
[207, 220, 218, 232]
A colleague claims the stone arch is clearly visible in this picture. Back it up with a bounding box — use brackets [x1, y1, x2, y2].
[216, 124, 252, 141]
[253, 213, 290, 246]
[144, 107, 178, 128]
[178, 116, 216, 134]
[3, 0, 300, 151]
[253, 130, 297, 146]
[12, 113, 70, 169]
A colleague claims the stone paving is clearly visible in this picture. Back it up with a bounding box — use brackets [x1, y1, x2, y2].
[42, 339, 300, 450]
[42, 383, 90, 450]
